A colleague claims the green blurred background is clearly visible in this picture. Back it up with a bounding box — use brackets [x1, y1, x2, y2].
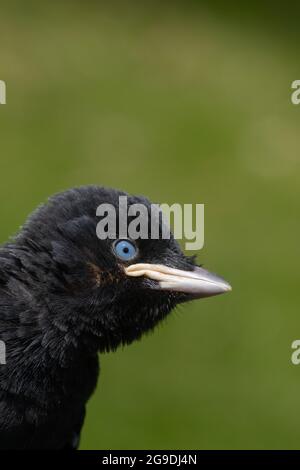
[0, 0, 300, 450]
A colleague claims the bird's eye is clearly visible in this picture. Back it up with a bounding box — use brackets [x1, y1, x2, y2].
[113, 239, 137, 262]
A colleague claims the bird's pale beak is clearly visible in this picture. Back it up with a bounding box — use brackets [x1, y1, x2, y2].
[125, 263, 232, 299]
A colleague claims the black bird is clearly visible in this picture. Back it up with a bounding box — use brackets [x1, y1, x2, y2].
[0, 186, 231, 449]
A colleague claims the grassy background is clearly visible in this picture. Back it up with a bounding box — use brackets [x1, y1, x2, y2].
[0, 0, 300, 449]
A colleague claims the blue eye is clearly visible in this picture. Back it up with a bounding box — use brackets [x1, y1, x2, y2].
[113, 239, 137, 261]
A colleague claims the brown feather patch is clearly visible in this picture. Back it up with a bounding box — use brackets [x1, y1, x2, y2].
[87, 262, 102, 287]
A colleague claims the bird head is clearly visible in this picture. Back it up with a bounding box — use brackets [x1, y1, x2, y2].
[15, 186, 231, 355]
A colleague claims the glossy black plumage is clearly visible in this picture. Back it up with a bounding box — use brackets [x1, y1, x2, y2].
[0, 186, 228, 449]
